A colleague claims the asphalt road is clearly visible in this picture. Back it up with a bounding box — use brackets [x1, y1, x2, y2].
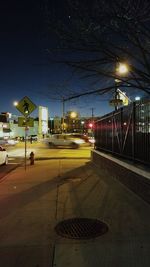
[0, 141, 91, 180]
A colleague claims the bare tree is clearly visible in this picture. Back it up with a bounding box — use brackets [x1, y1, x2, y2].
[45, 0, 150, 97]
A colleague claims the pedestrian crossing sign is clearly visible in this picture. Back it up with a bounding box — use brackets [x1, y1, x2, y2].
[16, 96, 37, 116]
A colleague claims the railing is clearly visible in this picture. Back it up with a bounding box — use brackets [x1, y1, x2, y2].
[94, 99, 150, 165]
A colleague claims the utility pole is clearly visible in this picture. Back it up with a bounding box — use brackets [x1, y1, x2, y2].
[90, 107, 95, 125]
[90, 107, 95, 138]
[91, 107, 94, 120]
[62, 97, 65, 133]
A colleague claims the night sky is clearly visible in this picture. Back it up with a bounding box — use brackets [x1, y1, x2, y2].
[0, 1, 119, 118]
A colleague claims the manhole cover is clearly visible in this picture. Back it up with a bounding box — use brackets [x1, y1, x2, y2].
[55, 217, 108, 239]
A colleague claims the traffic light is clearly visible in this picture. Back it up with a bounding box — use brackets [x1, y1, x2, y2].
[89, 123, 93, 128]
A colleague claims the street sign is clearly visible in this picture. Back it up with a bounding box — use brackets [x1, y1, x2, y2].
[18, 117, 34, 127]
[16, 96, 37, 116]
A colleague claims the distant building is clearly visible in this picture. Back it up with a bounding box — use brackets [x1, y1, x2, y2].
[0, 109, 101, 139]
[48, 116, 61, 134]
[0, 113, 11, 138]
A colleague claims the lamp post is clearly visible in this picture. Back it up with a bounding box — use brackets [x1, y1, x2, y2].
[114, 78, 123, 111]
[50, 117, 54, 134]
[62, 97, 65, 133]
[115, 63, 129, 110]
[81, 120, 85, 133]
[13, 100, 28, 170]
[70, 111, 77, 132]
[110, 62, 129, 111]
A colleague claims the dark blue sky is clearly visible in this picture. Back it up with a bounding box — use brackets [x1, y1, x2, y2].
[0, 0, 117, 118]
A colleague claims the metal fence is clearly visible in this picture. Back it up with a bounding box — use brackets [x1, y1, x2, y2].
[94, 99, 150, 165]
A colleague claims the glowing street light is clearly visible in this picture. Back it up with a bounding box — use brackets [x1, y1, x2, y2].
[116, 63, 129, 75]
[70, 111, 77, 118]
[13, 101, 18, 107]
[110, 62, 129, 111]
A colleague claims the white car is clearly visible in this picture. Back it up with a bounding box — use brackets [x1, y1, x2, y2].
[0, 139, 18, 146]
[48, 134, 86, 148]
[0, 146, 8, 165]
[6, 139, 18, 145]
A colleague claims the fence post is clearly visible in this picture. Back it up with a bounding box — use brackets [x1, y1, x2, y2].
[132, 102, 136, 161]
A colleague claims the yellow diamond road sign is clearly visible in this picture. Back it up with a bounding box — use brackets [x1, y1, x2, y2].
[16, 96, 37, 116]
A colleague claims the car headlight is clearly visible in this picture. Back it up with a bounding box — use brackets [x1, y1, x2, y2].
[74, 139, 85, 144]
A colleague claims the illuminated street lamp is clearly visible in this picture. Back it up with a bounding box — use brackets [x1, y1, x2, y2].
[110, 62, 129, 111]
[13, 101, 18, 107]
[81, 120, 85, 133]
[68, 111, 77, 132]
[70, 111, 77, 118]
[116, 63, 129, 75]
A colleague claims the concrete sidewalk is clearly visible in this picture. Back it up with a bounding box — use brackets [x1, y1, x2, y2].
[0, 158, 150, 266]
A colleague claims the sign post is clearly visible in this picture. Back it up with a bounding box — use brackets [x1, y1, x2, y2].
[24, 119, 28, 170]
[15, 96, 37, 170]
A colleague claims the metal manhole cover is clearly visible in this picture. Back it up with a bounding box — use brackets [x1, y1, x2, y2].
[55, 217, 108, 239]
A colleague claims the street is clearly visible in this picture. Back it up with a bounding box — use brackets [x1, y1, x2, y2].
[6, 140, 91, 159]
[0, 141, 91, 180]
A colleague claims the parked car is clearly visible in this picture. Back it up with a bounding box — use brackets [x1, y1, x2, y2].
[6, 139, 18, 145]
[0, 146, 8, 165]
[20, 135, 38, 142]
[48, 134, 86, 148]
[0, 138, 18, 146]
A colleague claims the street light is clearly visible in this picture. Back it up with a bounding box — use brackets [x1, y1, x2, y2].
[81, 120, 85, 133]
[13, 101, 18, 107]
[68, 111, 77, 132]
[116, 63, 129, 75]
[70, 111, 77, 118]
[110, 62, 129, 111]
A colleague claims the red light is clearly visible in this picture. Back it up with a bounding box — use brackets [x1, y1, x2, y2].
[89, 123, 93, 128]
